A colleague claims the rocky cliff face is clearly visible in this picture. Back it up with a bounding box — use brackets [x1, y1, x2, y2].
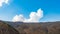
[0, 21, 19, 34]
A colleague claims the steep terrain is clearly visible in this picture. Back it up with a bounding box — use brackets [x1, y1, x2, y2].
[16, 22, 60, 34]
[0, 21, 19, 34]
[0, 20, 60, 34]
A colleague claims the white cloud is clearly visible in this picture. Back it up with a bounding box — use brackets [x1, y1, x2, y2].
[12, 15, 25, 22]
[0, 0, 9, 7]
[12, 8, 43, 23]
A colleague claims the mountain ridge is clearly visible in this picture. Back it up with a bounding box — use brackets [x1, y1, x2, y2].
[0, 20, 60, 34]
[0, 21, 19, 34]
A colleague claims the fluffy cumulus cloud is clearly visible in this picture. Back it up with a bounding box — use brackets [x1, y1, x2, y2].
[0, 0, 8, 7]
[12, 8, 43, 22]
[12, 15, 25, 22]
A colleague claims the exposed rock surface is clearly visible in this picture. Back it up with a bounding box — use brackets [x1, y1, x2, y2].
[0, 20, 60, 34]
[0, 21, 19, 34]
[16, 22, 60, 34]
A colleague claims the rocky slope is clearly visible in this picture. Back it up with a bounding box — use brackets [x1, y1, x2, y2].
[16, 22, 60, 34]
[0, 21, 19, 34]
[0, 20, 60, 34]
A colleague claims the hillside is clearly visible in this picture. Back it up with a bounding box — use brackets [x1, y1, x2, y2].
[15, 22, 60, 34]
[0, 20, 60, 34]
[0, 21, 19, 34]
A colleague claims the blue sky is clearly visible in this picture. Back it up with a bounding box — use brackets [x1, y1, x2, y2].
[0, 0, 60, 22]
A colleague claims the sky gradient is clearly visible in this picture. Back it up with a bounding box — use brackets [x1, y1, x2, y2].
[0, 0, 60, 22]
